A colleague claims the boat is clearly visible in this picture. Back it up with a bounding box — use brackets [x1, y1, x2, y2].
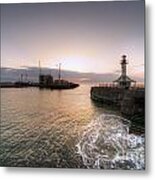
[39, 63, 79, 89]
[51, 80, 79, 89]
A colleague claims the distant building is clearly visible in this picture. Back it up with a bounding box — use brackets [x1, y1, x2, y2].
[113, 55, 136, 89]
[39, 74, 53, 87]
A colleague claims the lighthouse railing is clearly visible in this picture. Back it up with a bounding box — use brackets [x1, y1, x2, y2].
[97, 82, 144, 89]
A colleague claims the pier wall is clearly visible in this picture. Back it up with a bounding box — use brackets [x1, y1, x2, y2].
[91, 86, 145, 118]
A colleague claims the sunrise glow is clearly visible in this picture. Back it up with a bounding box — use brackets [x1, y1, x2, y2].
[1, 1, 144, 80]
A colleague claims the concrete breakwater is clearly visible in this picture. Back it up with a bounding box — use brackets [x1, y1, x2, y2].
[90, 86, 145, 133]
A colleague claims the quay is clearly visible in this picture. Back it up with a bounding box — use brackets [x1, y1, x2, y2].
[0, 80, 79, 89]
[91, 85, 144, 117]
[0, 82, 39, 88]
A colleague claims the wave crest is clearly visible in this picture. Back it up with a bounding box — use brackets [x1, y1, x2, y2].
[76, 114, 145, 170]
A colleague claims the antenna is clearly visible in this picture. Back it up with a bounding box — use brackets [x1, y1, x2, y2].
[58, 63, 61, 81]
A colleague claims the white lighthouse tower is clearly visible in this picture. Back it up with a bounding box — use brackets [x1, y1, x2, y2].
[113, 55, 136, 89]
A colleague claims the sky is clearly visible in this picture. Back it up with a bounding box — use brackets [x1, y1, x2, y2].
[1, 1, 145, 79]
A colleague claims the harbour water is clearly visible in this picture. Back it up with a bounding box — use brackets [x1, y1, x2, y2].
[0, 84, 145, 169]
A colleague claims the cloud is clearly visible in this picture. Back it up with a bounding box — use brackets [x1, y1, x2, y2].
[1, 67, 144, 83]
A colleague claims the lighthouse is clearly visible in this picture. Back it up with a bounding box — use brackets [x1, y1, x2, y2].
[113, 55, 136, 89]
[121, 55, 127, 77]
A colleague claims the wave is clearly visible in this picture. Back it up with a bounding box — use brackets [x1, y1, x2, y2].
[76, 114, 145, 170]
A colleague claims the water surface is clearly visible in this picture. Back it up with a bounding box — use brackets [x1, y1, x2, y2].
[0, 85, 144, 169]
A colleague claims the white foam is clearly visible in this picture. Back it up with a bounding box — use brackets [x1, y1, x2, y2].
[76, 114, 145, 170]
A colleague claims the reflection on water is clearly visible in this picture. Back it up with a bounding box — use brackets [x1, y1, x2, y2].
[0, 84, 144, 169]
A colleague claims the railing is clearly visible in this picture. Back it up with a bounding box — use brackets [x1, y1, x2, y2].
[97, 82, 144, 89]
[98, 83, 117, 88]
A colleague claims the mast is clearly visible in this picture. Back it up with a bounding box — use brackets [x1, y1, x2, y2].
[20, 74, 23, 83]
[58, 63, 61, 81]
[25, 73, 28, 82]
[39, 60, 41, 76]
